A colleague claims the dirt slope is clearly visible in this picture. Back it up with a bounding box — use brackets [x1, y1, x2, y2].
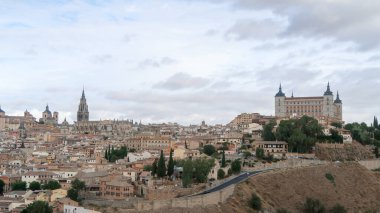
[315, 141, 374, 161]
[144, 163, 380, 213]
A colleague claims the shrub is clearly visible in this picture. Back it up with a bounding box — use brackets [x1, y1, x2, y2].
[304, 198, 325, 213]
[325, 173, 335, 185]
[330, 204, 347, 213]
[217, 169, 225, 179]
[250, 193, 262, 210]
[277, 209, 292, 213]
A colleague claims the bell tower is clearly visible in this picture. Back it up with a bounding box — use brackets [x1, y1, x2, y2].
[77, 88, 89, 122]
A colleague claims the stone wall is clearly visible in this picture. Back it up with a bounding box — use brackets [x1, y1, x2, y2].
[359, 159, 380, 170]
[134, 184, 235, 211]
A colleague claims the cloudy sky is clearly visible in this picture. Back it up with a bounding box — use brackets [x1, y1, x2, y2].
[1, 0, 380, 125]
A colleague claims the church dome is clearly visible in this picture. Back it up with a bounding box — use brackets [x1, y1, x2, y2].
[0, 106, 5, 113]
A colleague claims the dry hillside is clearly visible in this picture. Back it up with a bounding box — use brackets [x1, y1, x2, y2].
[315, 141, 374, 161]
[142, 163, 380, 213]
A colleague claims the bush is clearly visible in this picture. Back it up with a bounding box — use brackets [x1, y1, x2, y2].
[29, 181, 41, 191]
[21, 201, 52, 213]
[325, 173, 335, 185]
[304, 198, 325, 213]
[250, 193, 262, 210]
[330, 204, 347, 213]
[231, 159, 241, 174]
[277, 209, 292, 213]
[203, 145, 216, 156]
[217, 169, 225, 179]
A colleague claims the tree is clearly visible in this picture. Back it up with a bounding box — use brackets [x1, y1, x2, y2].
[21, 201, 52, 213]
[157, 150, 166, 178]
[193, 158, 215, 183]
[29, 181, 41, 191]
[231, 159, 241, 174]
[71, 178, 85, 191]
[243, 151, 252, 159]
[304, 198, 325, 213]
[182, 159, 193, 188]
[105, 149, 108, 160]
[221, 150, 226, 167]
[0, 179, 4, 195]
[167, 149, 174, 177]
[256, 148, 265, 159]
[151, 160, 158, 177]
[250, 193, 262, 210]
[185, 141, 188, 149]
[203, 144, 216, 156]
[330, 204, 347, 213]
[12, 181, 27, 191]
[262, 120, 276, 141]
[67, 188, 79, 202]
[143, 165, 152, 171]
[374, 116, 379, 129]
[217, 169, 225, 179]
[20, 141, 25, 148]
[42, 180, 61, 190]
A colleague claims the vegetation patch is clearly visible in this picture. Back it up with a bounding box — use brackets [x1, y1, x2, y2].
[325, 172, 336, 186]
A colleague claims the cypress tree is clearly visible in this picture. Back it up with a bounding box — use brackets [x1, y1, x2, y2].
[157, 150, 166, 178]
[151, 160, 157, 177]
[221, 149, 226, 168]
[374, 116, 379, 129]
[105, 150, 108, 160]
[167, 149, 174, 177]
[108, 145, 111, 161]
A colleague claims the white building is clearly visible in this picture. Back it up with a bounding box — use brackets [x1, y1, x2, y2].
[64, 205, 101, 213]
[127, 151, 152, 162]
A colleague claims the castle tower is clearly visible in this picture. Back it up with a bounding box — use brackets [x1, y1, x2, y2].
[77, 88, 89, 122]
[322, 82, 334, 117]
[275, 84, 286, 117]
[334, 91, 343, 121]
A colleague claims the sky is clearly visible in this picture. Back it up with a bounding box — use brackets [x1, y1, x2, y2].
[0, 0, 380, 125]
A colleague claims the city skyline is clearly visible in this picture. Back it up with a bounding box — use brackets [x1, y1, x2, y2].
[1, 0, 380, 124]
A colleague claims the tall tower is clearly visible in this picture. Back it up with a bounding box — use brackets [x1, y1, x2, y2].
[334, 91, 342, 121]
[275, 84, 286, 117]
[322, 82, 334, 117]
[77, 88, 89, 122]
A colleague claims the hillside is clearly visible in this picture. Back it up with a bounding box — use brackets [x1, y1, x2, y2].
[142, 163, 380, 213]
[315, 141, 374, 161]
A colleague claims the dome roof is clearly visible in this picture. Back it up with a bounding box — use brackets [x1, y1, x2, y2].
[0, 106, 5, 113]
[275, 84, 286, 97]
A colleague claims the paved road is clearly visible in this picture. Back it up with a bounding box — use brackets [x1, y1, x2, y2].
[192, 170, 265, 196]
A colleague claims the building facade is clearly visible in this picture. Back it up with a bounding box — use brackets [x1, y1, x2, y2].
[275, 83, 342, 122]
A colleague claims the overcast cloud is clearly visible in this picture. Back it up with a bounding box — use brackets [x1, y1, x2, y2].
[0, 0, 379, 125]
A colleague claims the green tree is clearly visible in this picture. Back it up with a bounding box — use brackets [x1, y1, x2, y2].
[29, 181, 41, 191]
[374, 116, 379, 129]
[330, 204, 347, 213]
[262, 120, 276, 141]
[203, 144, 216, 156]
[71, 178, 85, 191]
[167, 149, 174, 177]
[375, 146, 379, 158]
[256, 148, 265, 159]
[250, 193, 262, 210]
[243, 151, 252, 159]
[157, 150, 166, 178]
[151, 160, 158, 176]
[0, 179, 4, 195]
[143, 165, 152, 171]
[231, 159, 241, 174]
[193, 158, 215, 183]
[182, 159, 193, 188]
[12, 181, 27, 191]
[67, 188, 79, 201]
[221, 150, 226, 167]
[217, 169, 225, 179]
[304, 198, 325, 213]
[105, 149, 108, 160]
[21, 201, 52, 213]
[42, 180, 61, 190]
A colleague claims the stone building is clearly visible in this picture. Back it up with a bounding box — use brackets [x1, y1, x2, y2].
[275, 83, 342, 122]
[0, 107, 37, 131]
[39, 104, 58, 125]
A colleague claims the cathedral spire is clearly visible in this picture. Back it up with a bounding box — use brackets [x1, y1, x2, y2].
[291, 90, 294, 98]
[81, 86, 86, 99]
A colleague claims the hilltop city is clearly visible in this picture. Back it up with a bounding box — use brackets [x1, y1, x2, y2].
[1, 83, 380, 213]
